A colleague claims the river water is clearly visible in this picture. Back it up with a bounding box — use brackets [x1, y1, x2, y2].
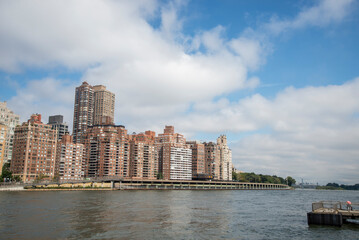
[0, 189, 358, 239]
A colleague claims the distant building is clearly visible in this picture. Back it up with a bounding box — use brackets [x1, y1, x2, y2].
[0, 123, 7, 173]
[0, 101, 20, 163]
[217, 135, 232, 181]
[73, 82, 94, 143]
[11, 114, 57, 182]
[73, 82, 115, 143]
[187, 141, 206, 179]
[169, 146, 192, 180]
[204, 142, 220, 180]
[93, 85, 115, 126]
[48, 115, 69, 140]
[156, 126, 192, 180]
[129, 131, 157, 180]
[56, 134, 85, 181]
[82, 123, 129, 178]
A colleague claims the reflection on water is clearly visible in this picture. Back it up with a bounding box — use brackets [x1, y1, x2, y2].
[0, 190, 358, 239]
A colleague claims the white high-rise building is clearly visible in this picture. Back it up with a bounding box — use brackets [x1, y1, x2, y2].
[0, 101, 20, 163]
[170, 146, 192, 180]
[217, 135, 232, 181]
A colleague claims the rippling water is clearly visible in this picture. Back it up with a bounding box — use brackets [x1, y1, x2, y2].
[0, 189, 358, 239]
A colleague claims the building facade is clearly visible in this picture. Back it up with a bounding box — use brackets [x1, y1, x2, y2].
[129, 131, 157, 180]
[48, 115, 69, 140]
[217, 135, 232, 181]
[82, 124, 129, 178]
[204, 142, 220, 180]
[73, 82, 115, 144]
[169, 145, 192, 180]
[0, 123, 7, 173]
[73, 82, 94, 143]
[93, 85, 115, 125]
[156, 126, 192, 180]
[10, 114, 57, 182]
[56, 134, 85, 181]
[0, 101, 20, 163]
[187, 141, 206, 179]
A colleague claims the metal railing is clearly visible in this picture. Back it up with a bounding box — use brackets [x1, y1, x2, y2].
[312, 201, 359, 211]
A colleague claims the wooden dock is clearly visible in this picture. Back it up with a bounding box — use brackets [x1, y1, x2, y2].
[307, 201, 359, 226]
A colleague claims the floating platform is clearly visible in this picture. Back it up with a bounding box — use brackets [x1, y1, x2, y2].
[307, 201, 359, 227]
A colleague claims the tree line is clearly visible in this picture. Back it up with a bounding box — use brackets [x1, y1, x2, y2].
[232, 171, 296, 186]
[316, 182, 359, 190]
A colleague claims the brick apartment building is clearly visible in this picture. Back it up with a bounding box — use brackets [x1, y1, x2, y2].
[56, 133, 85, 181]
[82, 119, 129, 178]
[156, 126, 192, 180]
[204, 141, 220, 180]
[187, 140, 206, 179]
[11, 114, 57, 182]
[73, 82, 115, 143]
[129, 131, 157, 180]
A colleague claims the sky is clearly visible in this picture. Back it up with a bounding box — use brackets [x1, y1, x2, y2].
[0, 0, 358, 184]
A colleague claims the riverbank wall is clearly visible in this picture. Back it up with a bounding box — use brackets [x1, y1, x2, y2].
[21, 179, 290, 191]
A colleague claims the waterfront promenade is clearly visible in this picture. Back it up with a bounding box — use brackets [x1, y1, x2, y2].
[24, 179, 290, 190]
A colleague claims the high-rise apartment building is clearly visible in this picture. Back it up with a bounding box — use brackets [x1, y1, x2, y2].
[83, 123, 129, 178]
[73, 82, 94, 143]
[93, 85, 115, 125]
[187, 141, 206, 179]
[73, 82, 115, 143]
[0, 101, 20, 163]
[129, 131, 157, 180]
[217, 135, 232, 181]
[10, 114, 57, 182]
[56, 134, 85, 181]
[156, 126, 192, 180]
[48, 115, 69, 140]
[204, 142, 220, 180]
[0, 123, 7, 173]
[169, 146, 192, 180]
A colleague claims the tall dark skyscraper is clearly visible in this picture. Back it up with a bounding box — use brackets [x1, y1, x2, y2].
[72, 82, 115, 143]
[73, 82, 94, 143]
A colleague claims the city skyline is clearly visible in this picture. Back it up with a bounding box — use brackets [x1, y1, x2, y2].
[0, 0, 359, 184]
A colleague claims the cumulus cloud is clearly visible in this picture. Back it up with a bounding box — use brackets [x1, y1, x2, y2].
[7, 78, 77, 126]
[230, 79, 359, 185]
[0, 0, 256, 131]
[264, 0, 354, 35]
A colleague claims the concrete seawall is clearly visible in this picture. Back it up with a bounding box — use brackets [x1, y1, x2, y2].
[26, 179, 290, 191]
[0, 186, 25, 191]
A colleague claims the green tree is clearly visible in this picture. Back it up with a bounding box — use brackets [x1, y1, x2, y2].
[53, 172, 60, 182]
[232, 171, 239, 181]
[34, 173, 48, 183]
[156, 172, 164, 180]
[13, 175, 21, 182]
[1, 162, 13, 181]
[285, 176, 296, 186]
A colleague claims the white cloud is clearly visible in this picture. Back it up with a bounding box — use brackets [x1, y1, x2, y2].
[7, 78, 77, 127]
[229, 37, 263, 70]
[264, 0, 354, 35]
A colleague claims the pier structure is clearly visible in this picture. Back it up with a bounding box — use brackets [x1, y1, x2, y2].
[307, 201, 359, 226]
[27, 178, 290, 190]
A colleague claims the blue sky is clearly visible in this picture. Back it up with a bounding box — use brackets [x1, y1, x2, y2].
[0, 0, 358, 184]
